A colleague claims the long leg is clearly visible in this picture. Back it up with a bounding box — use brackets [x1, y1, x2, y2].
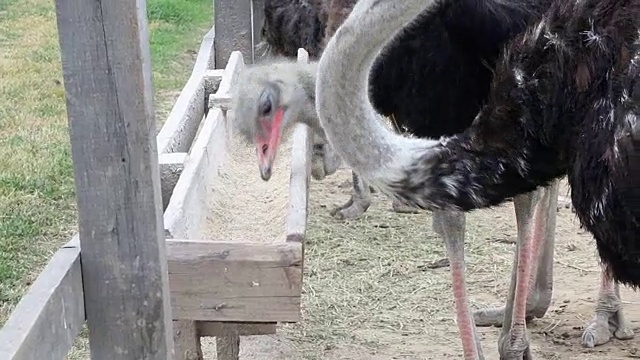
[474, 180, 558, 326]
[498, 186, 552, 360]
[433, 210, 484, 360]
[581, 267, 634, 347]
[330, 171, 372, 220]
[311, 140, 342, 180]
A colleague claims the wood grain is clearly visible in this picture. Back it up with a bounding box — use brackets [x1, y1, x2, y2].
[214, 0, 253, 68]
[164, 107, 228, 240]
[286, 49, 312, 244]
[54, 0, 174, 357]
[167, 240, 303, 322]
[0, 238, 84, 360]
[160, 152, 188, 210]
[157, 26, 217, 154]
[209, 51, 245, 111]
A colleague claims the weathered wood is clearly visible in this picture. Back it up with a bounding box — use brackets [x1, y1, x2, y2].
[216, 333, 240, 360]
[214, 0, 253, 68]
[209, 51, 245, 111]
[286, 49, 313, 244]
[54, 0, 174, 357]
[173, 320, 203, 360]
[0, 237, 84, 360]
[157, 26, 217, 154]
[160, 152, 188, 210]
[286, 124, 312, 244]
[164, 107, 228, 239]
[167, 240, 303, 322]
[198, 322, 276, 337]
[251, 0, 267, 64]
[203, 69, 225, 95]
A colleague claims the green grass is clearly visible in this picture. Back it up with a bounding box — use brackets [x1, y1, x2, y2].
[0, 0, 213, 325]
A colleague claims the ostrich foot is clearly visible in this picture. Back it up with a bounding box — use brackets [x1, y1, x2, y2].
[311, 143, 342, 180]
[473, 288, 552, 327]
[330, 196, 371, 220]
[473, 243, 553, 327]
[582, 310, 634, 347]
[498, 325, 532, 360]
[582, 272, 634, 347]
[331, 171, 371, 220]
[391, 199, 420, 214]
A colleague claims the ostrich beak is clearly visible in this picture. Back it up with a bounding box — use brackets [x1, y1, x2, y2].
[256, 107, 284, 181]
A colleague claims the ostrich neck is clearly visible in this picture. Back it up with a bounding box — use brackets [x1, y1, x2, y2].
[315, 0, 439, 182]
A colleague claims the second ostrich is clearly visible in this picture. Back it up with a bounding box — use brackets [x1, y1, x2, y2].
[315, 0, 640, 358]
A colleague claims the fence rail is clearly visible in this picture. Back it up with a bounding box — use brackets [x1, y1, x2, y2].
[0, 1, 310, 360]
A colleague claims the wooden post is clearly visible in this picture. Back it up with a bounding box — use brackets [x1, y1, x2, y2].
[251, 0, 267, 64]
[214, 0, 265, 67]
[214, 0, 251, 67]
[216, 327, 240, 360]
[54, 0, 174, 358]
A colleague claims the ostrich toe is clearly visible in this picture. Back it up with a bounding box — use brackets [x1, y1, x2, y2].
[391, 199, 420, 214]
[582, 285, 634, 347]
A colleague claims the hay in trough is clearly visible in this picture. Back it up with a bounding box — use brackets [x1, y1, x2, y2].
[202, 112, 293, 244]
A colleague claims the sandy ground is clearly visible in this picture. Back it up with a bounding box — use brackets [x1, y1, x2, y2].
[197, 168, 640, 360]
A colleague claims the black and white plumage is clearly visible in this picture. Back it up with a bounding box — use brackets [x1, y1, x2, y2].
[378, 3, 640, 288]
[315, 0, 640, 323]
[258, 0, 327, 60]
[260, 0, 555, 221]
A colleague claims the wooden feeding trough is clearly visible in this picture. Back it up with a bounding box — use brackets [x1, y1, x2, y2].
[0, 2, 311, 357]
[160, 46, 312, 358]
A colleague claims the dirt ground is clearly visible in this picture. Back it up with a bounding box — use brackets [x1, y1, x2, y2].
[199, 168, 640, 360]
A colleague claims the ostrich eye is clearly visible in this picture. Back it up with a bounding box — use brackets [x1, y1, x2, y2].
[258, 90, 274, 117]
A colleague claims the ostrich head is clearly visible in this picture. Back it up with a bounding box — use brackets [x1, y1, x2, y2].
[233, 61, 316, 181]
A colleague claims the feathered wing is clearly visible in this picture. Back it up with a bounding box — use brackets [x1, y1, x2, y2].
[383, 0, 640, 211]
[572, 39, 640, 288]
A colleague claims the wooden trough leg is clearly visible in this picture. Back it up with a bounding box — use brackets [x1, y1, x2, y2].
[203, 323, 276, 360]
[174, 320, 203, 360]
[216, 333, 240, 360]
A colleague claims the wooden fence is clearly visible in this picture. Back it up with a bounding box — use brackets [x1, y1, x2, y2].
[0, 0, 311, 359]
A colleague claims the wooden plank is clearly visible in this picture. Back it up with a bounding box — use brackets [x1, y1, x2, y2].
[209, 51, 245, 111]
[286, 49, 313, 244]
[251, 0, 267, 64]
[286, 123, 312, 244]
[214, 0, 252, 68]
[197, 322, 276, 337]
[0, 240, 84, 360]
[166, 240, 303, 323]
[54, 0, 174, 357]
[203, 69, 225, 95]
[156, 26, 216, 154]
[160, 152, 188, 210]
[217, 334, 240, 360]
[164, 107, 227, 240]
[173, 320, 202, 360]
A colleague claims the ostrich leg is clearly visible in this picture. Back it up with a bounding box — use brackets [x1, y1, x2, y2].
[433, 210, 484, 360]
[331, 171, 372, 220]
[474, 180, 559, 326]
[497, 185, 554, 359]
[581, 267, 634, 347]
[391, 198, 421, 214]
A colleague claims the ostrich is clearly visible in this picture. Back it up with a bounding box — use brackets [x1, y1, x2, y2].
[255, 0, 564, 348]
[315, 0, 640, 358]
[232, 58, 344, 182]
[258, 0, 414, 218]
